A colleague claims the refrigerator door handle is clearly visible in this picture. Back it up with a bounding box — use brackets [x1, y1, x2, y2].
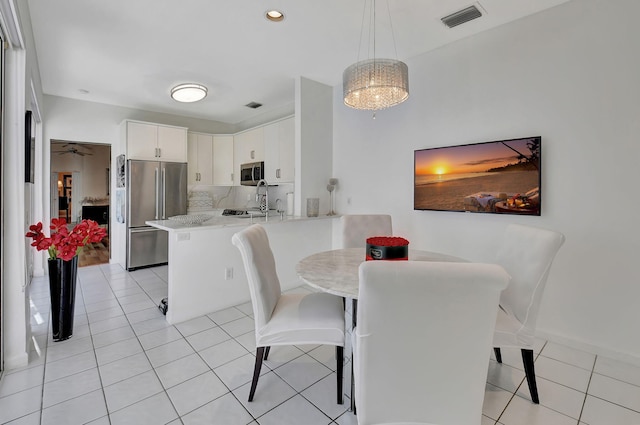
[162, 167, 167, 219]
[130, 227, 163, 234]
[154, 167, 159, 219]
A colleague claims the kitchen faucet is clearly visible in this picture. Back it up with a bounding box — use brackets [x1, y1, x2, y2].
[256, 179, 269, 218]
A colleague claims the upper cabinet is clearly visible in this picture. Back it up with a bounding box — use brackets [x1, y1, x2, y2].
[187, 132, 214, 185]
[125, 121, 187, 162]
[123, 117, 293, 186]
[213, 136, 234, 186]
[264, 117, 294, 183]
[233, 126, 264, 185]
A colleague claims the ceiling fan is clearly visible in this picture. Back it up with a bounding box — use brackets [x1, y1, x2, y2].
[52, 146, 93, 156]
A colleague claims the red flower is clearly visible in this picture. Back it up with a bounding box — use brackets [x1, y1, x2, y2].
[25, 218, 107, 261]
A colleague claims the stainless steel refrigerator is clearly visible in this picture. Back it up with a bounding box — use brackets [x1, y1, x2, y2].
[126, 160, 187, 270]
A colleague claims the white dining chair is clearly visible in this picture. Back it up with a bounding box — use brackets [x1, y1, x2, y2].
[340, 214, 393, 248]
[493, 223, 565, 404]
[231, 224, 345, 403]
[353, 260, 510, 425]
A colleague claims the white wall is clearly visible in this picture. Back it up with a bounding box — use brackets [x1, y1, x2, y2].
[295, 77, 334, 216]
[80, 145, 110, 199]
[333, 0, 640, 361]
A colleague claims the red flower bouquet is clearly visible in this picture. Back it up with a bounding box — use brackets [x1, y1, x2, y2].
[366, 236, 410, 261]
[26, 218, 107, 261]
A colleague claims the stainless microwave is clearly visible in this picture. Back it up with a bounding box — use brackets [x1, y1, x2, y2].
[240, 161, 264, 186]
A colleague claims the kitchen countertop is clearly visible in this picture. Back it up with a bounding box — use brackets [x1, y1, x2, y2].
[146, 211, 337, 232]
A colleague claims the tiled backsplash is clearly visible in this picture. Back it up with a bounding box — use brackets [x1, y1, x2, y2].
[188, 184, 294, 212]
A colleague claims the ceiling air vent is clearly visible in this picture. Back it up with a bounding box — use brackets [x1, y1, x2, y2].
[245, 101, 263, 109]
[441, 4, 483, 28]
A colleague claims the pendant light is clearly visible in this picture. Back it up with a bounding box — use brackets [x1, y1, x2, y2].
[343, 0, 409, 112]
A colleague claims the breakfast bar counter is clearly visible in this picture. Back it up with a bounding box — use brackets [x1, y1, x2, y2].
[146, 211, 330, 232]
[146, 214, 336, 324]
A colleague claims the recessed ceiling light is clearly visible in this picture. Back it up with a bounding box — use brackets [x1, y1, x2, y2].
[170, 83, 208, 103]
[265, 9, 285, 22]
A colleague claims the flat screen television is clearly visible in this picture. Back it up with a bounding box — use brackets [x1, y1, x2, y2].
[414, 136, 541, 216]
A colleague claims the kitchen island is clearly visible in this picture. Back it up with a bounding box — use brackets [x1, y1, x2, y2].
[147, 214, 337, 324]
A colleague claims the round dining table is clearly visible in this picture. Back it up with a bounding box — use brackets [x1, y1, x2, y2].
[296, 247, 466, 299]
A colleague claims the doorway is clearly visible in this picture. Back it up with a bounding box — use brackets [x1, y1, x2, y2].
[50, 141, 111, 266]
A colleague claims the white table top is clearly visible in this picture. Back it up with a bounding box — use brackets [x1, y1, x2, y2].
[296, 248, 466, 299]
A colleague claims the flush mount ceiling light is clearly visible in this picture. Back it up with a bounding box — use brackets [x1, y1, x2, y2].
[265, 9, 285, 22]
[170, 83, 208, 103]
[343, 0, 409, 114]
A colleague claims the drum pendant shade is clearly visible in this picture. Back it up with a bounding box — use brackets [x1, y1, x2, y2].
[343, 58, 409, 110]
[343, 0, 409, 111]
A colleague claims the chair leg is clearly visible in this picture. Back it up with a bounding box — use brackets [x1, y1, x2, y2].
[521, 349, 539, 404]
[249, 347, 265, 402]
[351, 298, 358, 413]
[336, 345, 344, 404]
[494, 347, 502, 363]
[351, 364, 356, 414]
[263, 346, 271, 360]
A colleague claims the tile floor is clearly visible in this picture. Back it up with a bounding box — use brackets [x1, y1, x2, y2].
[1, 263, 640, 424]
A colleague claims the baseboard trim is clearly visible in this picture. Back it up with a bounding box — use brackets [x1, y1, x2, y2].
[3, 352, 29, 371]
[537, 329, 640, 367]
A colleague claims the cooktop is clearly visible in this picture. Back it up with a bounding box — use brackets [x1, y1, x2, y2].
[221, 208, 265, 217]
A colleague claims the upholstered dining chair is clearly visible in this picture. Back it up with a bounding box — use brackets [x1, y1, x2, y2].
[493, 223, 565, 404]
[340, 214, 393, 248]
[231, 224, 345, 403]
[353, 261, 510, 425]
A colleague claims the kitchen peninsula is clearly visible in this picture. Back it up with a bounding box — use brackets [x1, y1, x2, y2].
[147, 214, 336, 324]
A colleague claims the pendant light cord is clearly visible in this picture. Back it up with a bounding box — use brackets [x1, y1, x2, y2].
[385, 0, 400, 60]
[356, 0, 367, 64]
[356, 0, 400, 64]
[371, 0, 376, 65]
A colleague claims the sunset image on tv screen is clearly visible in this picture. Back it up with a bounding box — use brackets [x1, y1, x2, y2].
[414, 137, 541, 215]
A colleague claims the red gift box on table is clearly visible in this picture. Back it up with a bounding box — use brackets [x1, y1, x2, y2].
[366, 236, 409, 261]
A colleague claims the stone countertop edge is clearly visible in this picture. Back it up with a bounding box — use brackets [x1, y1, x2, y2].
[146, 214, 339, 232]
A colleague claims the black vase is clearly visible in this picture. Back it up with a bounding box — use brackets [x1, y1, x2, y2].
[47, 256, 78, 341]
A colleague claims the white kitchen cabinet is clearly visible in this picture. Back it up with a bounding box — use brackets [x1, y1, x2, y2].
[187, 132, 214, 185]
[233, 126, 264, 185]
[213, 135, 234, 185]
[264, 117, 294, 183]
[158, 126, 188, 162]
[125, 121, 187, 162]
